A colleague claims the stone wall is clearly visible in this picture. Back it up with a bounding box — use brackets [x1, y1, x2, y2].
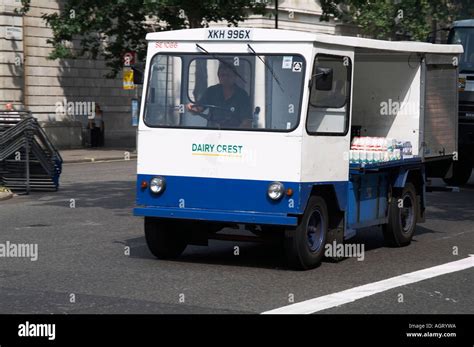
[0, 0, 24, 110]
[1, 0, 139, 148]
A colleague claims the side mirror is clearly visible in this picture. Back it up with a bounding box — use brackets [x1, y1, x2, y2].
[315, 67, 333, 91]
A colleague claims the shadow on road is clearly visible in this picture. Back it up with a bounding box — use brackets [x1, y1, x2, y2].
[122, 235, 290, 270]
[425, 193, 474, 222]
[425, 175, 474, 222]
[120, 223, 427, 270]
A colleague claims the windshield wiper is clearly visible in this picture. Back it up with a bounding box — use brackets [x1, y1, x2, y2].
[247, 44, 284, 92]
[195, 44, 246, 84]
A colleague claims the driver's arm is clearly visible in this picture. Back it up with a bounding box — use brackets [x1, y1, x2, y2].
[187, 87, 211, 114]
[186, 103, 204, 113]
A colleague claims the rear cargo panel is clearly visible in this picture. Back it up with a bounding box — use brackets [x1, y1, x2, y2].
[422, 54, 458, 158]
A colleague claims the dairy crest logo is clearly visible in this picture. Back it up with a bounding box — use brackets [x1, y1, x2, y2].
[191, 143, 244, 158]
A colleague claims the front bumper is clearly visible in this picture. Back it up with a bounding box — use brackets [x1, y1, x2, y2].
[133, 206, 298, 226]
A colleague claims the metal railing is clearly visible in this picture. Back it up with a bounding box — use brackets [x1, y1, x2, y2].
[0, 111, 63, 193]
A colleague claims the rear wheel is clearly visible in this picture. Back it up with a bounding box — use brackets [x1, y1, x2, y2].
[382, 183, 418, 247]
[145, 217, 188, 259]
[284, 196, 328, 270]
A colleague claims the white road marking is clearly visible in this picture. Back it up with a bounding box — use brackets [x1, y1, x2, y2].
[262, 255, 474, 314]
[437, 230, 471, 240]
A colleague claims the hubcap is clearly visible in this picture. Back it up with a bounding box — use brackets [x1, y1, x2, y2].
[306, 210, 324, 252]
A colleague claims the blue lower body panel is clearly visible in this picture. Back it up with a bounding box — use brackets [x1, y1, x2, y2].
[134, 174, 348, 226]
[134, 206, 298, 226]
[347, 173, 388, 229]
[135, 174, 303, 214]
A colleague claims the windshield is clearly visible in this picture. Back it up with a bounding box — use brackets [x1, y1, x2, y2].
[448, 27, 474, 73]
[144, 53, 306, 131]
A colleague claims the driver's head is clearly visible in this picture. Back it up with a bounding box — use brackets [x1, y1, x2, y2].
[217, 62, 237, 88]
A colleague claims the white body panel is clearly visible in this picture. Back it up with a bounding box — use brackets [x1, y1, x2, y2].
[137, 129, 303, 181]
[300, 45, 354, 183]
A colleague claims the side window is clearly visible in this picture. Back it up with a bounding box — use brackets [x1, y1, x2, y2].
[144, 55, 183, 127]
[307, 55, 351, 135]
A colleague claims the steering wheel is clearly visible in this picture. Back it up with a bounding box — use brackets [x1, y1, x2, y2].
[196, 103, 235, 111]
[188, 103, 236, 119]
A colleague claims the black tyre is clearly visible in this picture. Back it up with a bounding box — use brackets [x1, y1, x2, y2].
[284, 196, 328, 270]
[145, 217, 187, 259]
[443, 160, 472, 186]
[383, 183, 418, 247]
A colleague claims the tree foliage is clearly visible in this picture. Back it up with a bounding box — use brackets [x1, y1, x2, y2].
[19, 0, 266, 77]
[320, 0, 474, 41]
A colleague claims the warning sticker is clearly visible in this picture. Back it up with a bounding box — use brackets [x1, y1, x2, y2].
[292, 62, 302, 72]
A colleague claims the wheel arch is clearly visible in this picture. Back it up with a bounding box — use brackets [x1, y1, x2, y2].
[307, 184, 345, 234]
[391, 168, 425, 223]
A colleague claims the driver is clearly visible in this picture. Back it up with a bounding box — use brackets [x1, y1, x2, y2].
[186, 62, 252, 128]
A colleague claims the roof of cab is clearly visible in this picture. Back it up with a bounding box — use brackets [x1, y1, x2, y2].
[453, 19, 474, 28]
[146, 28, 463, 54]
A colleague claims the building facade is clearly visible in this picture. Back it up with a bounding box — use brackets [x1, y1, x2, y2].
[0, 0, 355, 149]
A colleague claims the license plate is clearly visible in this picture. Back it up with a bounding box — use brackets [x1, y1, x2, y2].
[206, 29, 252, 41]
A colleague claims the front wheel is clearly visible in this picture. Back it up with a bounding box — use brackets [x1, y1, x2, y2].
[382, 183, 418, 247]
[145, 218, 188, 259]
[284, 196, 328, 270]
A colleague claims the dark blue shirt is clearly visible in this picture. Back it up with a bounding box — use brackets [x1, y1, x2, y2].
[199, 84, 252, 128]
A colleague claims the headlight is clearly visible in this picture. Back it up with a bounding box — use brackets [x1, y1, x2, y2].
[268, 182, 285, 201]
[150, 176, 166, 194]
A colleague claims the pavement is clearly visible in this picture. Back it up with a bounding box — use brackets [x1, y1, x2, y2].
[0, 148, 134, 201]
[0, 160, 473, 314]
[60, 148, 137, 163]
[0, 190, 13, 201]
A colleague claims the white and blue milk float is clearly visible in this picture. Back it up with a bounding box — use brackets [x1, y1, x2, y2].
[134, 28, 463, 269]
